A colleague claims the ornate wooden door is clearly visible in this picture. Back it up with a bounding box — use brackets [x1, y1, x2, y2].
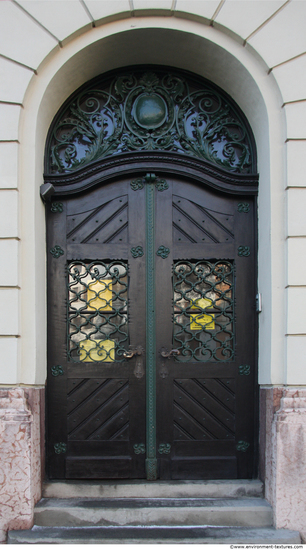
[46, 172, 257, 480]
[154, 177, 256, 480]
[47, 178, 147, 479]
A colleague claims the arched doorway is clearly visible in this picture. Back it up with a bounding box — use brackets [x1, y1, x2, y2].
[43, 67, 258, 481]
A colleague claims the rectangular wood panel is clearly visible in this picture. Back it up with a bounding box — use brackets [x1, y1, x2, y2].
[66, 457, 132, 479]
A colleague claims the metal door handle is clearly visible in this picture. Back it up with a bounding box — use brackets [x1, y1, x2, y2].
[123, 347, 143, 359]
[123, 346, 144, 379]
[160, 349, 180, 358]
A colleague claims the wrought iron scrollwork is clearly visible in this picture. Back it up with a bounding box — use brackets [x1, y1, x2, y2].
[67, 261, 128, 363]
[173, 260, 234, 362]
[47, 69, 255, 175]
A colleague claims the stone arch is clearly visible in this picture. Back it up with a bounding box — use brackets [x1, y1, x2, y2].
[19, 19, 285, 390]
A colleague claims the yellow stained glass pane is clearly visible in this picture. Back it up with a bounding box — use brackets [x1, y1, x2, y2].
[190, 313, 215, 331]
[190, 297, 213, 310]
[79, 339, 115, 362]
[87, 280, 112, 311]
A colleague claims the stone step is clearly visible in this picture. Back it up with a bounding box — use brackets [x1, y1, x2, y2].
[7, 525, 302, 544]
[34, 497, 273, 528]
[43, 479, 263, 499]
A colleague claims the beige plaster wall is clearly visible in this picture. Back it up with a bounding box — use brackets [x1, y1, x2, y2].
[0, 0, 305, 387]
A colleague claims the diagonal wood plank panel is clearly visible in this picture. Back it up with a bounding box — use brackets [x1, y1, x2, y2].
[67, 378, 129, 441]
[173, 195, 234, 244]
[173, 378, 235, 441]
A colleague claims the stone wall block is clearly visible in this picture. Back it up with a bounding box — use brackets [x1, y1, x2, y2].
[175, 0, 220, 21]
[84, 0, 130, 22]
[272, 389, 306, 531]
[285, 102, 306, 140]
[25, 388, 44, 504]
[286, 141, 306, 188]
[0, 104, 21, 141]
[0, 1, 57, 69]
[17, 0, 91, 43]
[260, 387, 282, 505]
[0, 388, 42, 543]
[214, 0, 285, 42]
[248, 1, 306, 68]
[0, 142, 19, 190]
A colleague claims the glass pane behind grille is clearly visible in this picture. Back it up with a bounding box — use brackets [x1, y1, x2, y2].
[68, 261, 128, 362]
[173, 260, 234, 362]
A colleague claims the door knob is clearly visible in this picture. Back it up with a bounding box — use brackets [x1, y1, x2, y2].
[160, 349, 180, 358]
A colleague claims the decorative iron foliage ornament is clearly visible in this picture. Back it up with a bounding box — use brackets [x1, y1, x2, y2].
[50, 245, 64, 258]
[237, 202, 250, 213]
[133, 443, 146, 454]
[158, 443, 171, 454]
[238, 246, 251, 257]
[156, 246, 170, 259]
[131, 246, 144, 258]
[51, 365, 64, 376]
[50, 202, 63, 213]
[236, 440, 250, 452]
[47, 69, 255, 175]
[239, 365, 251, 375]
[54, 442, 67, 454]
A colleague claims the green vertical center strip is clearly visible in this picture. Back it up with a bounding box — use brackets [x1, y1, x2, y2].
[145, 182, 157, 480]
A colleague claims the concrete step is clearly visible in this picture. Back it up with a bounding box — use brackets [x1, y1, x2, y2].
[42, 479, 264, 499]
[34, 497, 273, 528]
[7, 525, 302, 544]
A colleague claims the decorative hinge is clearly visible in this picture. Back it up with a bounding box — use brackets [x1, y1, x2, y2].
[54, 442, 67, 454]
[239, 365, 251, 376]
[156, 246, 170, 259]
[133, 443, 145, 454]
[238, 246, 250, 257]
[158, 443, 171, 455]
[236, 440, 250, 452]
[51, 365, 64, 377]
[131, 246, 144, 258]
[50, 245, 64, 258]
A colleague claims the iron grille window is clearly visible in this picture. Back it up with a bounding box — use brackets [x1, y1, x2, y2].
[67, 261, 128, 362]
[173, 260, 234, 361]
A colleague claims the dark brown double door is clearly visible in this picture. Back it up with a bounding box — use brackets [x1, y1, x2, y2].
[47, 173, 257, 480]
